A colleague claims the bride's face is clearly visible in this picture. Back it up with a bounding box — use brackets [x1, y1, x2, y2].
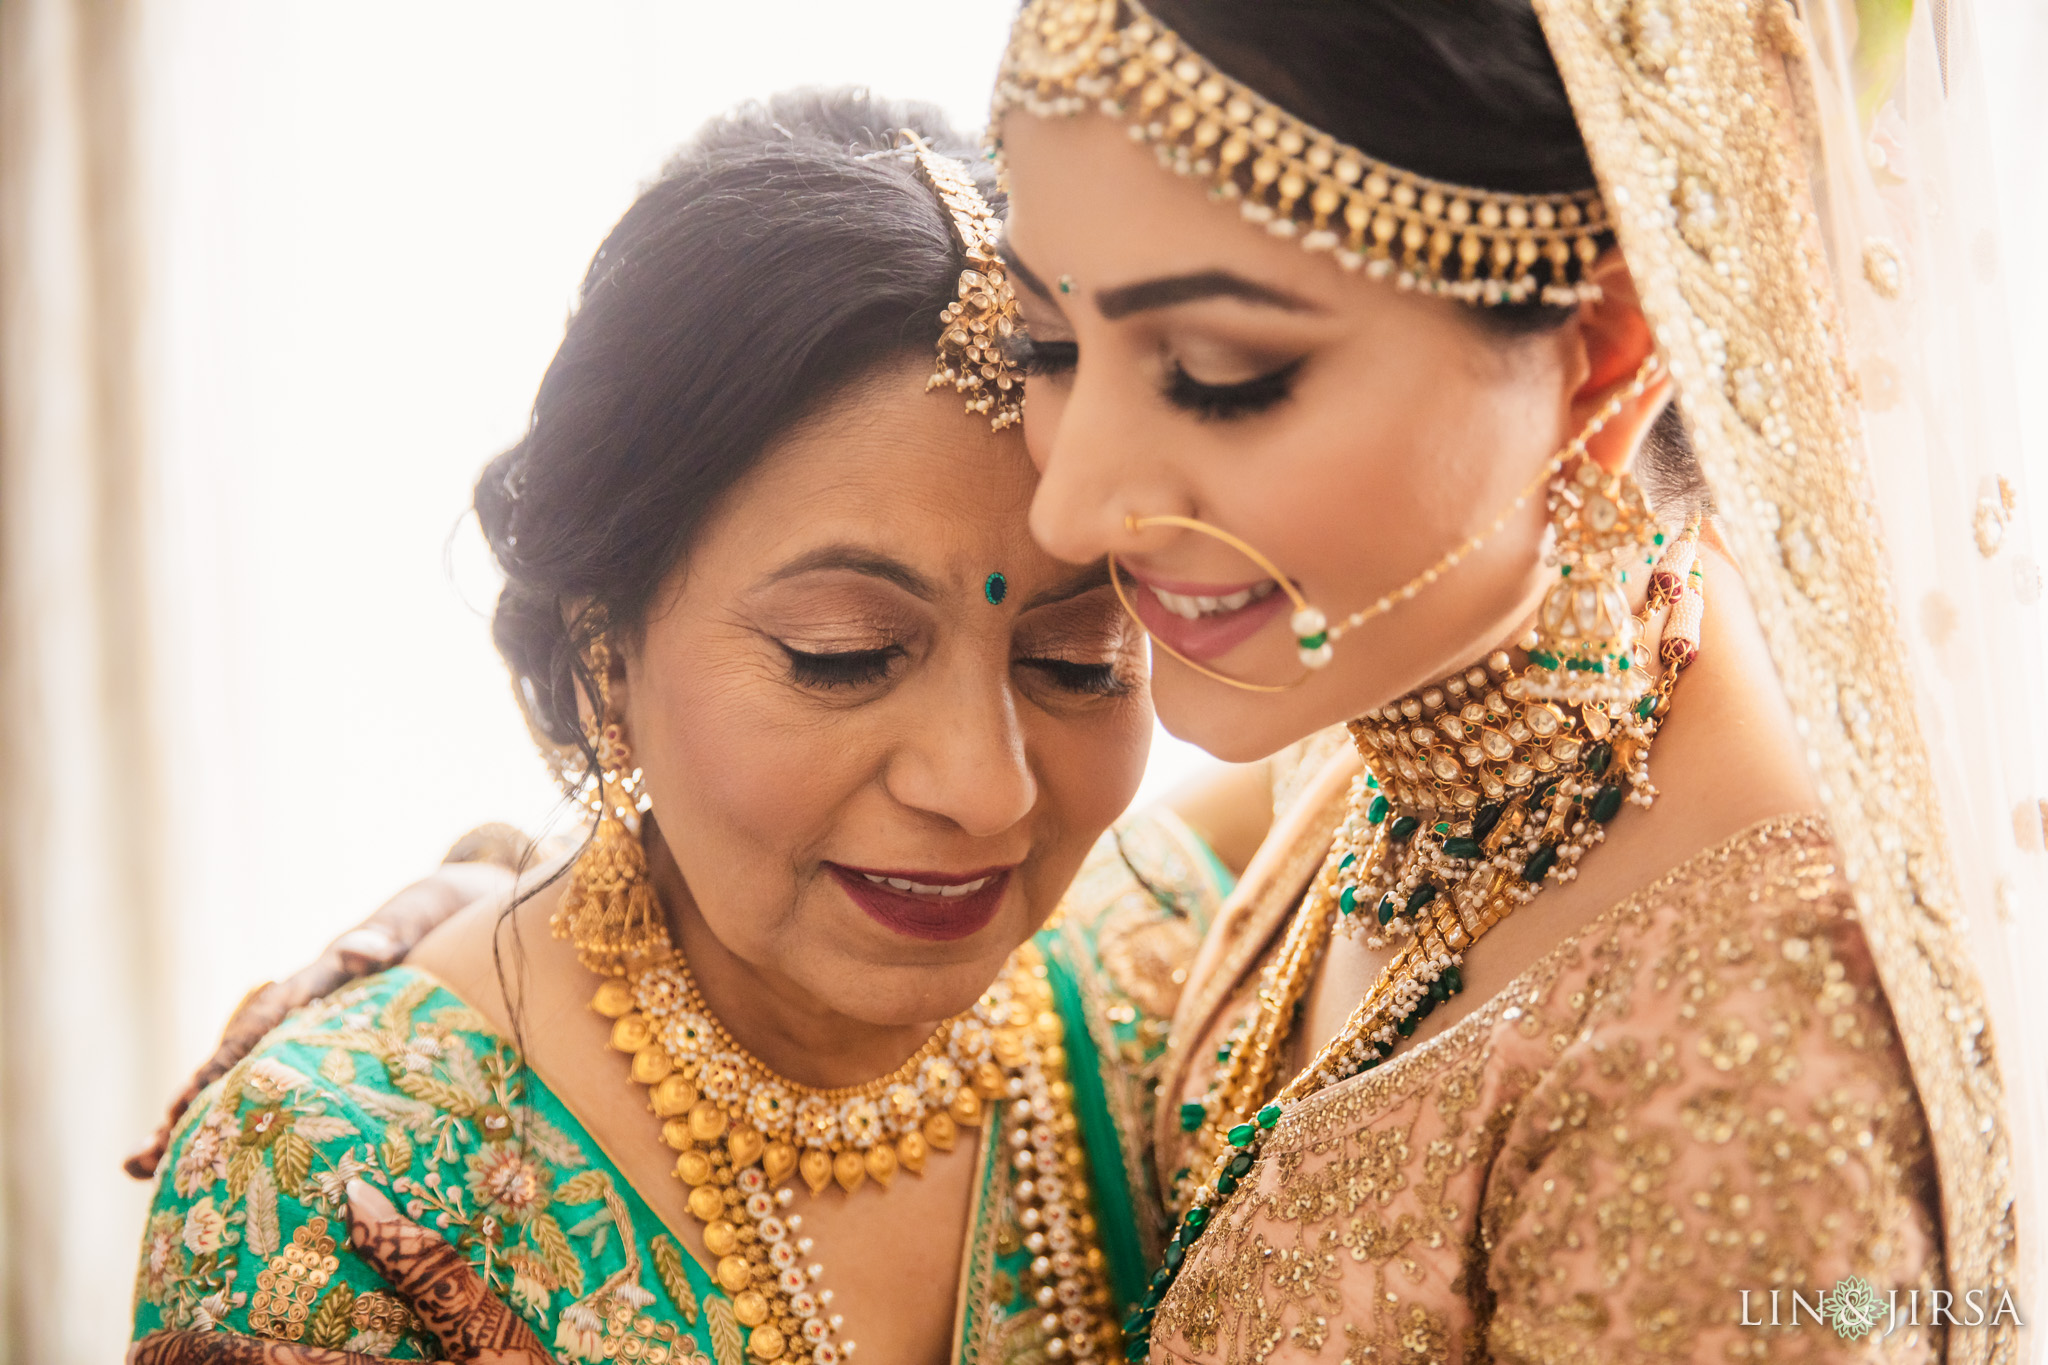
[615, 355, 1150, 1027]
[1000, 112, 1612, 762]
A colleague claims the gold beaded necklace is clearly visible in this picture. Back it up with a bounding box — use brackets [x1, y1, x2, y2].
[590, 944, 1121, 1365]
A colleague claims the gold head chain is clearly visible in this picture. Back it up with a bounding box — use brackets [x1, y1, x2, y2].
[991, 0, 1611, 305]
[903, 133, 1027, 431]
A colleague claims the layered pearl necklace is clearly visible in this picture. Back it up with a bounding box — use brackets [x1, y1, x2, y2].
[1137, 549, 1705, 1354]
[591, 946, 1119, 1364]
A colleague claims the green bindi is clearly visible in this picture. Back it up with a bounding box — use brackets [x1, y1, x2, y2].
[984, 571, 1008, 605]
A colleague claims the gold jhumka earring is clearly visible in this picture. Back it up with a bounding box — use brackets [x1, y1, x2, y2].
[551, 634, 672, 977]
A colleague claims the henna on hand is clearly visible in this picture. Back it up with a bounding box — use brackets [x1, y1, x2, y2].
[345, 1181, 557, 1364]
[127, 1330, 418, 1365]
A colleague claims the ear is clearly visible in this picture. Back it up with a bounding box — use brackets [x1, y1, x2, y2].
[1563, 248, 1674, 475]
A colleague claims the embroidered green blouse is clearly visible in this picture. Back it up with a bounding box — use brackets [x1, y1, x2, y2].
[132, 811, 1231, 1363]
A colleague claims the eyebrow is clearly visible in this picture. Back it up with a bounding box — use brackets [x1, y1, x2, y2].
[1020, 559, 1114, 612]
[1095, 270, 1318, 319]
[763, 546, 937, 600]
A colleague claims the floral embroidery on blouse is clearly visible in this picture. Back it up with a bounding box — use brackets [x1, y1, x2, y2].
[1150, 815, 1945, 1365]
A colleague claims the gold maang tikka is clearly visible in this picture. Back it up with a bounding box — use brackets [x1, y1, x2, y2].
[551, 634, 672, 976]
[903, 133, 1026, 432]
[990, 0, 1611, 306]
[1110, 355, 1664, 692]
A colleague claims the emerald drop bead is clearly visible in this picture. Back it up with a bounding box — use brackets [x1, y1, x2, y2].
[1215, 1045, 1232, 1063]
[1227, 1123, 1256, 1147]
[1339, 852, 1357, 870]
[1257, 1103, 1282, 1128]
[1367, 794, 1390, 824]
[1472, 801, 1505, 839]
[1179, 1101, 1206, 1132]
[1523, 845, 1559, 883]
[1591, 783, 1624, 823]
[1163, 1240, 1185, 1269]
[1390, 816, 1420, 841]
[1361, 1057, 1381, 1071]
[1582, 741, 1613, 776]
[1125, 1310, 1154, 1336]
[1442, 836, 1482, 859]
[1377, 897, 1396, 925]
[1395, 1013, 1418, 1037]
[1405, 883, 1437, 916]
[1339, 885, 1360, 915]
[1637, 695, 1658, 719]
[1128, 1338, 1152, 1360]
[1215, 1174, 1239, 1195]
[1428, 975, 1449, 1002]
[1151, 1269, 1171, 1290]
[1225, 1152, 1255, 1178]
[1444, 965, 1465, 994]
[1186, 1206, 1211, 1230]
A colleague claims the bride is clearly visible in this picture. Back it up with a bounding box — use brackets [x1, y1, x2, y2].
[129, 91, 1247, 1365]
[989, 0, 2029, 1360]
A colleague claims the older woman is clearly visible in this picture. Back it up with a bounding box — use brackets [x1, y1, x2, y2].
[129, 92, 1240, 1365]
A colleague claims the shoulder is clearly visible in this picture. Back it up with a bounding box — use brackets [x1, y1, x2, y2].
[1481, 814, 1943, 1358]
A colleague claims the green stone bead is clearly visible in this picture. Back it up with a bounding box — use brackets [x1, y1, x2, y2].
[1591, 783, 1624, 823]
[1163, 1239, 1185, 1269]
[1225, 1152, 1255, 1178]
[1128, 1337, 1152, 1360]
[1442, 836, 1482, 859]
[1523, 845, 1559, 883]
[1377, 897, 1396, 925]
[1395, 1013, 1418, 1037]
[1583, 741, 1613, 776]
[1637, 694, 1658, 719]
[1390, 816, 1420, 841]
[1179, 1101, 1206, 1132]
[1339, 885, 1360, 915]
[1257, 1103, 1282, 1128]
[1444, 965, 1465, 994]
[1471, 801, 1506, 839]
[1215, 1045, 1232, 1063]
[1405, 883, 1437, 915]
[1125, 1310, 1153, 1336]
[1215, 1174, 1239, 1195]
[1360, 1057, 1381, 1071]
[1339, 852, 1357, 870]
[1367, 794, 1390, 824]
[1298, 629, 1329, 650]
[1185, 1206, 1211, 1229]
[1428, 975, 1449, 1002]
[1227, 1123, 1256, 1147]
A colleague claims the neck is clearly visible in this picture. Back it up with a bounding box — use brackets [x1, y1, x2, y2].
[641, 821, 951, 1091]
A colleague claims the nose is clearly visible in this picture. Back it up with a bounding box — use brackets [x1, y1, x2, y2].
[883, 663, 1038, 840]
[1026, 365, 1178, 567]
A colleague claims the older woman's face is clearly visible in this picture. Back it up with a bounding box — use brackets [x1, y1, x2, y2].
[616, 355, 1150, 1027]
[998, 112, 1638, 762]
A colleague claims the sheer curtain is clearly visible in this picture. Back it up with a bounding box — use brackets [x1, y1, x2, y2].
[0, 2, 2040, 1364]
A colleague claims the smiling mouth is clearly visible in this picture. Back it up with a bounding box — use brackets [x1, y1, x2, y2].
[1148, 580, 1280, 620]
[826, 864, 1014, 942]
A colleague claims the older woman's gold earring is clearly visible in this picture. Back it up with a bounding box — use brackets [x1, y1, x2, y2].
[552, 641, 671, 977]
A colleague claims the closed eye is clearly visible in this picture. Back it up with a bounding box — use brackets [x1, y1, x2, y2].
[1009, 335, 1077, 378]
[1019, 657, 1129, 696]
[781, 645, 903, 689]
[1164, 358, 1303, 421]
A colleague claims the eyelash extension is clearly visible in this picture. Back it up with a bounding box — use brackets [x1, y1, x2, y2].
[1021, 658, 1129, 697]
[1164, 357, 1303, 421]
[782, 646, 902, 689]
[1007, 335, 1078, 377]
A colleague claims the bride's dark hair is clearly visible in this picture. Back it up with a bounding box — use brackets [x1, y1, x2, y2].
[475, 88, 995, 750]
[1146, 0, 1705, 514]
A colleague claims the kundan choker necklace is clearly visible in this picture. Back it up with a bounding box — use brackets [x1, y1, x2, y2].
[589, 944, 1120, 1364]
[1131, 542, 1705, 1356]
